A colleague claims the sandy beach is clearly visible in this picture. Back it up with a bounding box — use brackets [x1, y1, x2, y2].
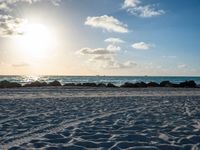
[0, 87, 200, 150]
[0, 0, 199, 149]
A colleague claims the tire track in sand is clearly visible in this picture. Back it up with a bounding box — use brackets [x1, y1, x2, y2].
[1, 106, 145, 150]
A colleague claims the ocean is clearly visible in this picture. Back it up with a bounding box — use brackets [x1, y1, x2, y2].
[0, 75, 200, 86]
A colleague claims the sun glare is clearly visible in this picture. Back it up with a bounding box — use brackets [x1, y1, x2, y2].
[16, 23, 56, 61]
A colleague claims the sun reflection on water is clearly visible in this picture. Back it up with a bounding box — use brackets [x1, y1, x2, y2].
[22, 75, 41, 83]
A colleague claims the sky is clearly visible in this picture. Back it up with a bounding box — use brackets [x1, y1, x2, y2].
[0, 0, 200, 76]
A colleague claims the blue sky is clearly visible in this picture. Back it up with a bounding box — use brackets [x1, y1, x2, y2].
[0, 0, 200, 75]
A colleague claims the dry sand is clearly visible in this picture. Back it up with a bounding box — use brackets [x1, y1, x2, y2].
[0, 87, 200, 150]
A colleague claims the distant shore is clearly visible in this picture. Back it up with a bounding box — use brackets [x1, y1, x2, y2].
[0, 79, 199, 88]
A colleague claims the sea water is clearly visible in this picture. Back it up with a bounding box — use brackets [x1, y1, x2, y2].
[0, 75, 200, 86]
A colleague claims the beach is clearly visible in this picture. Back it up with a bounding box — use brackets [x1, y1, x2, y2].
[0, 87, 200, 150]
[0, 0, 199, 149]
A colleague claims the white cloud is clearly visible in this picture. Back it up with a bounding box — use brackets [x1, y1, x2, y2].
[90, 55, 137, 69]
[127, 5, 165, 17]
[77, 43, 136, 69]
[0, 15, 27, 37]
[0, 0, 60, 13]
[0, 2, 10, 12]
[104, 59, 137, 69]
[105, 37, 125, 44]
[132, 42, 153, 50]
[0, 0, 61, 6]
[0, 0, 61, 37]
[107, 44, 121, 51]
[77, 45, 120, 55]
[90, 55, 112, 61]
[122, 0, 165, 18]
[121, 61, 137, 68]
[123, 0, 140, 8]
[85, 15, 129, 33]
[51, 0, 61, 6]
[78, 48, 114, 55]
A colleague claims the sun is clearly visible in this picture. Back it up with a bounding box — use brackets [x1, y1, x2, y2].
[16, 23, 56, 61]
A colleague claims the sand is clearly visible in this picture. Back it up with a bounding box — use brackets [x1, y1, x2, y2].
[0, 87, 200, 150]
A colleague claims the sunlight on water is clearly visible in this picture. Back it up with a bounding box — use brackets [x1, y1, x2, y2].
[22, 75, 41, 83]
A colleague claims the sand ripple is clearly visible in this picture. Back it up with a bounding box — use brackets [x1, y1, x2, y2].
[0, 88, 200, 150]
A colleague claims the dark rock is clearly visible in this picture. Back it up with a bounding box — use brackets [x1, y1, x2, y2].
[120, 82, 147, 88]
[160, 81, 173, 87]
[135, 82, 147, 88]
[10, 82, 22, 88]
[179, 80, 197, 88]
[48, 80, 61, 86]
[120, 82, 137, 88]
[147, 82, 160, 87]
[97, 83, 107, 87]
[40, 82, 48, 86]
[0, 80, 22, 88]
[82, 83, 97, 87]
[0, 80, 10, 88]
[23, 81, 47, 87]
[64, 83, 76, 86]
[107, 83, 117, 88]
[76, 83, 82, 86]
